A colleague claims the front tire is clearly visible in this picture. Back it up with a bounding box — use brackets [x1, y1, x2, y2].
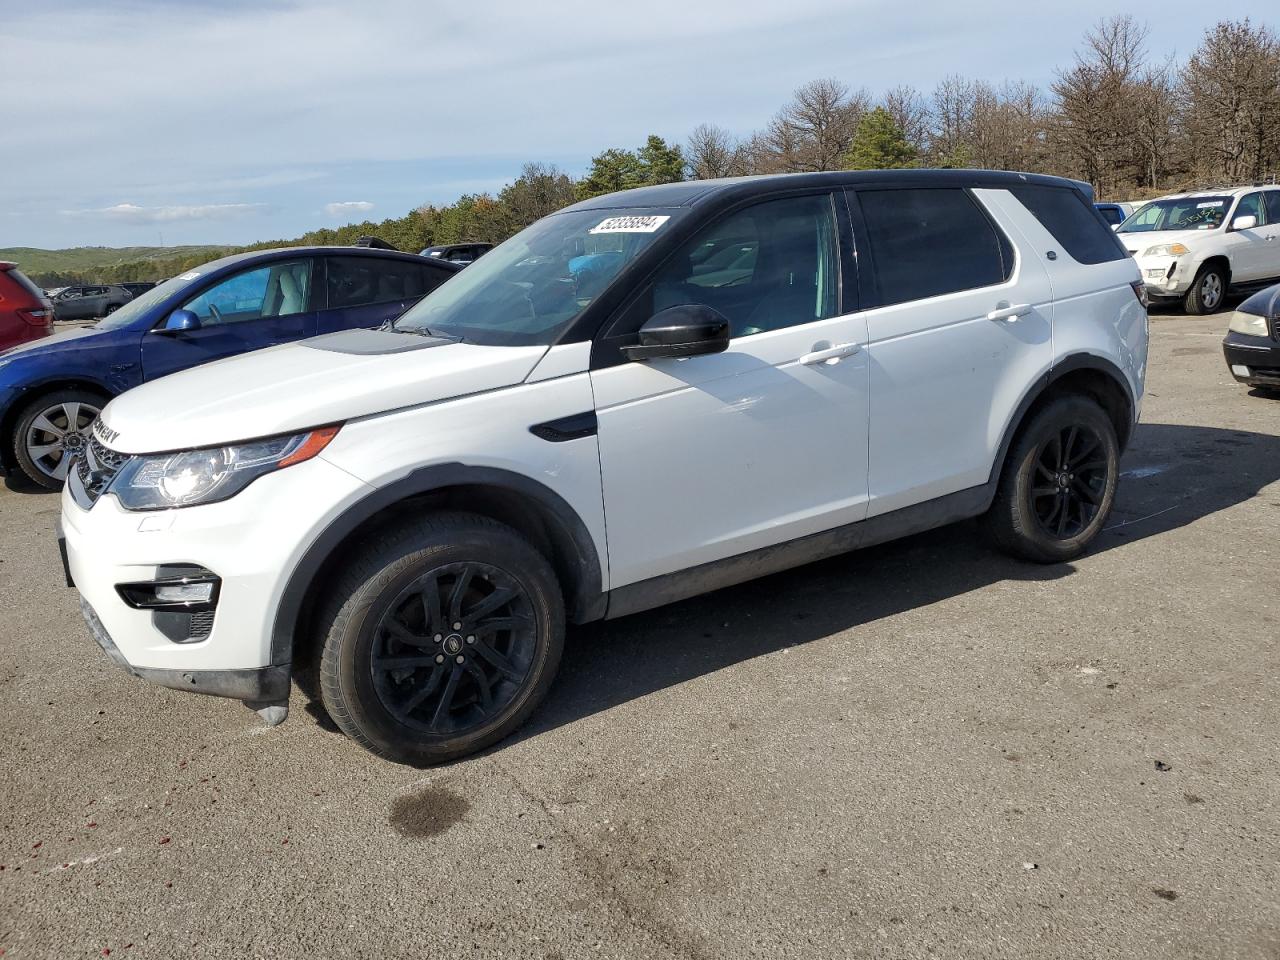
[982, 395, 1120, 564]
[1184, 264, 1227, 315]
[12, 389, 105, 490]
[316, 512, 564, 765]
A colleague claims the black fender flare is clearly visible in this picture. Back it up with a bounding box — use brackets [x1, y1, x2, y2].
[269, 463, 606, 664]
[986, 353, 1137, 493]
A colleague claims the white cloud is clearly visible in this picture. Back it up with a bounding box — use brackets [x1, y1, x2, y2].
[324, 200, 374, 217]
[64, 202, 264, 223]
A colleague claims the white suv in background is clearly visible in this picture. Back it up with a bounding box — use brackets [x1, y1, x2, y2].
[1117, 185, 1280, 314]
[59, 171, 1148, 765]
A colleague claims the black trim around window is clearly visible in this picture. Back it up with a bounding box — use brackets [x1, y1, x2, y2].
[587, 188, 850, 370]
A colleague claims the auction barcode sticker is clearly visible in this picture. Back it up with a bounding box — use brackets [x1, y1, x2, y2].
[589, 215, 671, 234]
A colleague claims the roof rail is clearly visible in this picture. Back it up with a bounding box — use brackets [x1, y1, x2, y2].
[354, 236, 397, 251]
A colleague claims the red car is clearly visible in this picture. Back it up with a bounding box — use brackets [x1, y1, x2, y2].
[0, 262, 53, 352]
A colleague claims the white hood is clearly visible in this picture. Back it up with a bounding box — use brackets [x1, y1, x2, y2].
[98, 329, 548, 454]
[1117, 228, 1214, 256]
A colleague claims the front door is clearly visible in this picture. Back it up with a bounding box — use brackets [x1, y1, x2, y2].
[590, 192, 870, 589]
[1224, 192, 1272, 283]
[140, 258, 318, 381]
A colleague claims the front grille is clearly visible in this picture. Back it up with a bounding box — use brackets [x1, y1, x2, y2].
[74, 435, 129, 506]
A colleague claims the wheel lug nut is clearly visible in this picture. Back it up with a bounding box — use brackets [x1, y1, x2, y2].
[455, 655, 465, 665]
[435, 654, 444, 664]
[452, 622, 462, 630]
[466, 636, 475, 644]
[434, 634, 442, 642]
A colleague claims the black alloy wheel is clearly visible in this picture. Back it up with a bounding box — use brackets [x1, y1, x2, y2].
[371, 561, 537, 735]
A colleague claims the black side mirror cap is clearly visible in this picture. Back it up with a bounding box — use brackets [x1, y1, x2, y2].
[621, 304, 731, 362]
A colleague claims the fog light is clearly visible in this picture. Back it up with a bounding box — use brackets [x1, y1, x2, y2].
[154, 581, 215, 604]
[1231, 364, 1251, 377]
[117, 568, 220, 610]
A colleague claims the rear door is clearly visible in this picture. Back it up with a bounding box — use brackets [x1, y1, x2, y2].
[848, 185, 1054, 516]
[316, 255, 455, 334]
[140, 257, 318, 380]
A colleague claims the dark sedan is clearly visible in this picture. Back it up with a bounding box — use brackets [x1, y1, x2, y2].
[1223, 283, 1280, 392]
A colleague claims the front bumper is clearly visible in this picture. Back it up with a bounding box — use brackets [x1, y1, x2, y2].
[78, 591, 291, 701]
[1223, 330, 1280, 388]
[59, 453, 372, 699]
[1135, 256, 1191, 300]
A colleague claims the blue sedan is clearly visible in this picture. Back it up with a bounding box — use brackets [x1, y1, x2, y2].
[0, 246, 459, 488]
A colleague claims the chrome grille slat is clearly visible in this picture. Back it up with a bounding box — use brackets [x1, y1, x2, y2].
[74, 435, 128, 506]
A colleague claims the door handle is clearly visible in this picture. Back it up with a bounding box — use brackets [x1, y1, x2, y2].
[987, 303, 1032, 322]
[801, 342, 861, 365]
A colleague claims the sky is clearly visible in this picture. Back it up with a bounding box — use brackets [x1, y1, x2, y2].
[0, 0, 1269, 249]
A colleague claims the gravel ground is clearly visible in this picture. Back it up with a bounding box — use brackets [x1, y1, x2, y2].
[1, 311, 1278, 959]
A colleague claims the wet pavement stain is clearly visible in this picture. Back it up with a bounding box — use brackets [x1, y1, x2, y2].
[389, 786, 470, 839]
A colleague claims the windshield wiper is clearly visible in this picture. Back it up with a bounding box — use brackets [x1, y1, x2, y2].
[379, 319, 437, 337]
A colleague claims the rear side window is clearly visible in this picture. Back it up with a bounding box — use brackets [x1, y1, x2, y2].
[1267, 192, 1280, 225]
[4, 267, 46, 301]
[856, 188, 1014, 307]
[1010, 185, 1128, 265]
[326, 256, 448, 309]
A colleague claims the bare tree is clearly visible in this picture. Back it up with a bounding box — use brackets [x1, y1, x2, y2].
[766, 78, 869, 171]
[1051, 15, 1151, 193]
[685, 124, 739, 180]
[882, 85, 931, 157]
[1182, 19, 1280, 184]
[929, 75, 978, 166]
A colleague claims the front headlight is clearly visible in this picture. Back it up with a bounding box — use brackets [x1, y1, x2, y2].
[108, 425, 340, 511]
[1228, 310, 1270, 337]
[1141, 243, 1190, 258]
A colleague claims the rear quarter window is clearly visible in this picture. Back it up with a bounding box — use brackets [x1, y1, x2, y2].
[1011, 186, 1128, 265]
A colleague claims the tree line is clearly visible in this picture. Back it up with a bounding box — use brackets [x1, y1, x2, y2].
[35, 15, 1279, 288]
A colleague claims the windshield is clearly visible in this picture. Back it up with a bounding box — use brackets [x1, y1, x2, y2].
[395, 208, 681, 345]
[1118, 196, 1232, 233]
[94, 274, 193, 329]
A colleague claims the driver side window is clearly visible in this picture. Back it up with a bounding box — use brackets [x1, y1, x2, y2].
[182, 259, 313, 326]
[1234, 193, 1266, 226]
[612, 194, 839, 342]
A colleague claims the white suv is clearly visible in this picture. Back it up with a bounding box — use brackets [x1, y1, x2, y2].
[59, 171, 1148, 764]
[1117, 185, 1280, 314]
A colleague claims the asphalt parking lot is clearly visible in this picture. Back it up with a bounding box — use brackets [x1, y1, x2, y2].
[2, 311, 1278, 960]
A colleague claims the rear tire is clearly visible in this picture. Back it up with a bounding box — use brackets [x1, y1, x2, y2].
[1184, 263, 1227, 315]
[981, 395, 1120, 564]
[316, 512, 564, 765]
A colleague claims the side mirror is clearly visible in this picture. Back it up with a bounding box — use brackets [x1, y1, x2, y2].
[1231, 214, 1258, 231]
[160, 309, 201, 333]
[621, 304, 731, 362]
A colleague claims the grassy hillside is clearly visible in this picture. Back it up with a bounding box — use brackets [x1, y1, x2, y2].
[0, 245, 231, 287]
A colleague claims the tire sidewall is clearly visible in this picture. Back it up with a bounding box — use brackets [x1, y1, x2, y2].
[1185, 265, 1225, 315]
[12, 389, 105, 490]
[1008, 397, 1119, 562]
[328, 523, 564, 764]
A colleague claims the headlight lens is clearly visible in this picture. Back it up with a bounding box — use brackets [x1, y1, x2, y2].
[109, 426, 339, 511]
[1228, 310, 1270, 337]
[1141, 243, 1189, 257]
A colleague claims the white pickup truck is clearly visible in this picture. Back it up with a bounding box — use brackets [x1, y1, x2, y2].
[1117, 185, 1280, 314]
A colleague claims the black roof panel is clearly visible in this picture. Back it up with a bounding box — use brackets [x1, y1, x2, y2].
[563, 169, 1093, 213]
